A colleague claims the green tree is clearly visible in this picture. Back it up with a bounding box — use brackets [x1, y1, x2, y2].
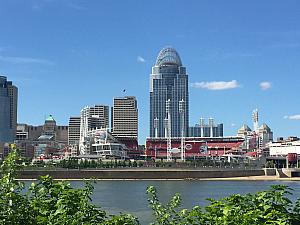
[147, 184, 298, 225]
[0, 147, 33, 224]
[2, 149, 300, 225]
[0, 149, 140, 225]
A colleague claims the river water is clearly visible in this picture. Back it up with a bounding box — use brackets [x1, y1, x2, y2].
[69, 180, 300, 224]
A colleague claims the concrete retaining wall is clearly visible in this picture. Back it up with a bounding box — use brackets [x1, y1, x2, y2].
[19, 169, 265, 180]
[264, 168, 276, 176]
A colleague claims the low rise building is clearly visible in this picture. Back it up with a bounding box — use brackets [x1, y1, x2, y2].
[269, 137, 300, 156]
[14, 115, 68, 159]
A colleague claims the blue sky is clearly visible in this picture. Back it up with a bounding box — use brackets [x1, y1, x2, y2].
[0, 0, 300, 143]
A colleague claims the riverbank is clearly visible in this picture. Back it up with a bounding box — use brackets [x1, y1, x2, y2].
[18, 168, 266, 180]
[17, 176, 300, 181]
[197, 176, 300, 181]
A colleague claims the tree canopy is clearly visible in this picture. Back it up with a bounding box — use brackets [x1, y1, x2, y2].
[1, 149, 300, 224]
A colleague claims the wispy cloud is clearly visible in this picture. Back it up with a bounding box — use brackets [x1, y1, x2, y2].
[231, 123, 236, 127]
[199, 49, 259, 61]
[31, 0, 86, 11]
[67, 2, 86, 10]
[284, 115, 300, 120]
[259, 81, 272, 91]
[191, 80, 240, 90]
[270, 43, 300, 49]
[137, 56, 146, 63]
[0, 55, 54, 66]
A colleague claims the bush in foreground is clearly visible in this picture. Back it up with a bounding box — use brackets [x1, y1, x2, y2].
[1, 149, 300, 224]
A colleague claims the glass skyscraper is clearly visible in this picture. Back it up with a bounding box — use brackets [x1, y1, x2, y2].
[0, 75, 17, 142]
[150, 47, 189, 138]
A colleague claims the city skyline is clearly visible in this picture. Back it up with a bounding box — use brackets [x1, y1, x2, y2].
[1, 1, 300, 143]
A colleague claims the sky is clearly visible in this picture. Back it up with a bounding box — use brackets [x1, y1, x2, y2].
[0, 0, 300, 143]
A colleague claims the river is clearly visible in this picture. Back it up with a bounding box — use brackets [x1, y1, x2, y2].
[69, 180, 300, 224]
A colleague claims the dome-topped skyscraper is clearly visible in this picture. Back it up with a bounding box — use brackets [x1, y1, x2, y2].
[155, 47, 182, 67]
[150, 47, 189, 138]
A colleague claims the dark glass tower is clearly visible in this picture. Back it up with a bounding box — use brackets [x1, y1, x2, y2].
[150, 47, 189, 138]
[0, 75, 17, 142]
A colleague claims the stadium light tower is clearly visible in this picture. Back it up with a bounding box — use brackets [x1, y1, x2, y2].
[252, 109, 259, 133]
[154, 117, 159, 138]
[179, 99, 185, 161]
[165, 99, 172, 161]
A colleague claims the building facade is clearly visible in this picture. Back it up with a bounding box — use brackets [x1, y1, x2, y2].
[237, 123, 273, 150]
[150, 47, 189, 138]
[0, 76, 17, 142]
[111, 96, 138, 139]
[269, 137, 300, 156]
[189, 118, 223, 137]
[79, 105, 109, 154]
[68, 116, 81, 145]
[258, 123, 273, 148]
[15, 115, 68, 158]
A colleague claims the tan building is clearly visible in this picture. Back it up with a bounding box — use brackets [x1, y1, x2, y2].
[15, 115, 68, 158]
[68, 116, 81, 145]
[111, 96, 138, 139]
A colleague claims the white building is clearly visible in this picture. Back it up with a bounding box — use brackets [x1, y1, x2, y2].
[258, 123, 273, 148]
[91, 129, 126, 159]
[79, 105, 109, 154]
[269, 140, 300, 156]
[237, 109, 273, 150]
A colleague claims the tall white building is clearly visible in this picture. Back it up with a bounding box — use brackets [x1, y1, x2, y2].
[112, 96, 138, 139]
[79, 105, 109, 154]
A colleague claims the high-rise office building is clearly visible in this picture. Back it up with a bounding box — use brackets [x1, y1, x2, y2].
[0, 76, 17, 142]
[150, 47, 189, 138]
[80, 105, 109, 134]
[111, 96, 138, 139]
[68, 116, 81, 145]
[79, 105, 109, 154]
[7, 81, 18, 139]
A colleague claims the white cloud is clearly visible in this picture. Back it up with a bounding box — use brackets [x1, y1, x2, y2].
[284, 115, 300, 120]
[0, 55, 54, 65]
[231, 123, 236, 127]
[137, 56, 146, 63]
[191, 80, 240, 90]
[259, 81, 271, 90]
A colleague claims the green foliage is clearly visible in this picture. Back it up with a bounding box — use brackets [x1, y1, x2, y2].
[0, 150, 140, 225]
[147, 184, 300, 225]
[0, 148, 32, 224]
[2, 149, 300, 225]
[146, 186, 183, 224]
